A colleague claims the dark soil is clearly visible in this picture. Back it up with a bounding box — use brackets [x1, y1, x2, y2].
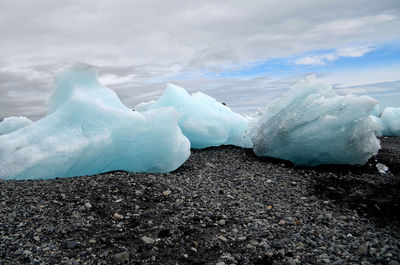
[0, 137, 399, 265]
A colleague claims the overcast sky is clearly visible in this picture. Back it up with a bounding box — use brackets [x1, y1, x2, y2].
[1, 0, 399, 120]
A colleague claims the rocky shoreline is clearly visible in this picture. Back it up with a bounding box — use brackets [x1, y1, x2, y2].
[1, 137, 399, 265]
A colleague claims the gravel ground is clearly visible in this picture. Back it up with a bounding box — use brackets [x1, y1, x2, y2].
[0, 137, 399, 265]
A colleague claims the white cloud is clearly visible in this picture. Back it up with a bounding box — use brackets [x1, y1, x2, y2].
[336, 46, 374, 57]
[0, 0, 399, 118]
[294, 45, 375, 65]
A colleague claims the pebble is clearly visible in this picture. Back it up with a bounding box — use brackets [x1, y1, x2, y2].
[218, 235, 228, 242]
[218, 219, 226, 225]
[141, 236, 155, 244]
[113, 213, 124, 221]
[65, 241, 78, 249]
[278, 220, 286, 225]
[357, 243, 369, 256]
[163, 189, 171, 196]
[113, 252, 129, 263]
[84, 202, 92, 210]
[23, 250, 32, 255]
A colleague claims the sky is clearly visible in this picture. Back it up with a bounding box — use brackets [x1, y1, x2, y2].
[0, 0, 399, 121]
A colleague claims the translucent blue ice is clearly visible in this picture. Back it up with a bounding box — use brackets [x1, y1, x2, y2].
[145, 83, 251, 149]
[250, 76, 381, 166]
[0, 64, 190, 180]
[370, 104, 380, 117]
[0, 116, 33, 135]
[379, 107, 400, 136]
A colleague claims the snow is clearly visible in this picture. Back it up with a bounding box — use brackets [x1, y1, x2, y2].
[250, 75, 381, 166]
[0, 64, 190, 180]
[146, 83, 251, 148]
[379, 107, 400, 136]
[0, 116, 33, 135]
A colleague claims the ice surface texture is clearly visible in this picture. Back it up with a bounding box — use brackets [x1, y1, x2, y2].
[0, 116, 33, 135]
[380, 107, 400, 136]
[147, 83, 251, 149]
[0, 64, 190, 180]
[250, 76, 381, 166]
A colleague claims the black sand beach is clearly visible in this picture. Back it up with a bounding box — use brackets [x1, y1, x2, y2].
[0, 137, 399, 264]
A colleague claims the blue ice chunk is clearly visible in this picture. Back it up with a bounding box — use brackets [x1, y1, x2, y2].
[0, 116, 33, 135]
[369, 115, 383, 137]
[0, 64, 190, 180]
[250, 76, 380, 166]
[370, 104, 380, 117]
[380, 107, 400, 136]
[147, 83, 251, 149]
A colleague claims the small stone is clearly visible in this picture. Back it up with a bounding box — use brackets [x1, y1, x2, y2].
[190, 247, 197, 252]
[114, 252, 129, 263]
[357, 243, 369, 256]
[141, 236, 155, 244]
[163, 189, 171, 196]
[84, 202, 92, 210]
[33, 236, 40, 242]
[65, 241, 78, 249]
[216, 262, 226, 265]
[218, 235, 228, 242]
[238, 236, 247, 241]
[295, 220, 302, 225]
[266, 205, 273, 210]
[232, 228, 239, 234]
[278, 220, 286, 226]
[287, 258, 297, 265]
[89, 239, 96, 244]
[114, 213, 124, 221]
[23, 250, 32, 255]
[325, 212, 333, 219]
[135, 190, 143, 196]
[218, 219, 226, 225]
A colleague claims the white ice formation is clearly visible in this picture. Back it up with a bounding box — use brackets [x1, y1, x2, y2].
[376, 107, 400, 137]
[0, 64, 190, 180]
[250, 76, 381, 166]
[144, 83, 251, 149]
[370, 105, 380, 117]
[0, 116, 33, 135]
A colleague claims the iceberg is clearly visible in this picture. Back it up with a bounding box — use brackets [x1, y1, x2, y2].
[379, 107, 400, 136]
[250, 76, 380, 166]
[0, 64, 190, 180]
[370, 104, 380, 117]
[0, 116, 33, 135]
[134, 100, 155, 112]
[146, 83, 251, 149]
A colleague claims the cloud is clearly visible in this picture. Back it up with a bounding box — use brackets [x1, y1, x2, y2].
[0, 0, 399, 118]
[294, 45, 374, 65]
[336, 46, 374, 57]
